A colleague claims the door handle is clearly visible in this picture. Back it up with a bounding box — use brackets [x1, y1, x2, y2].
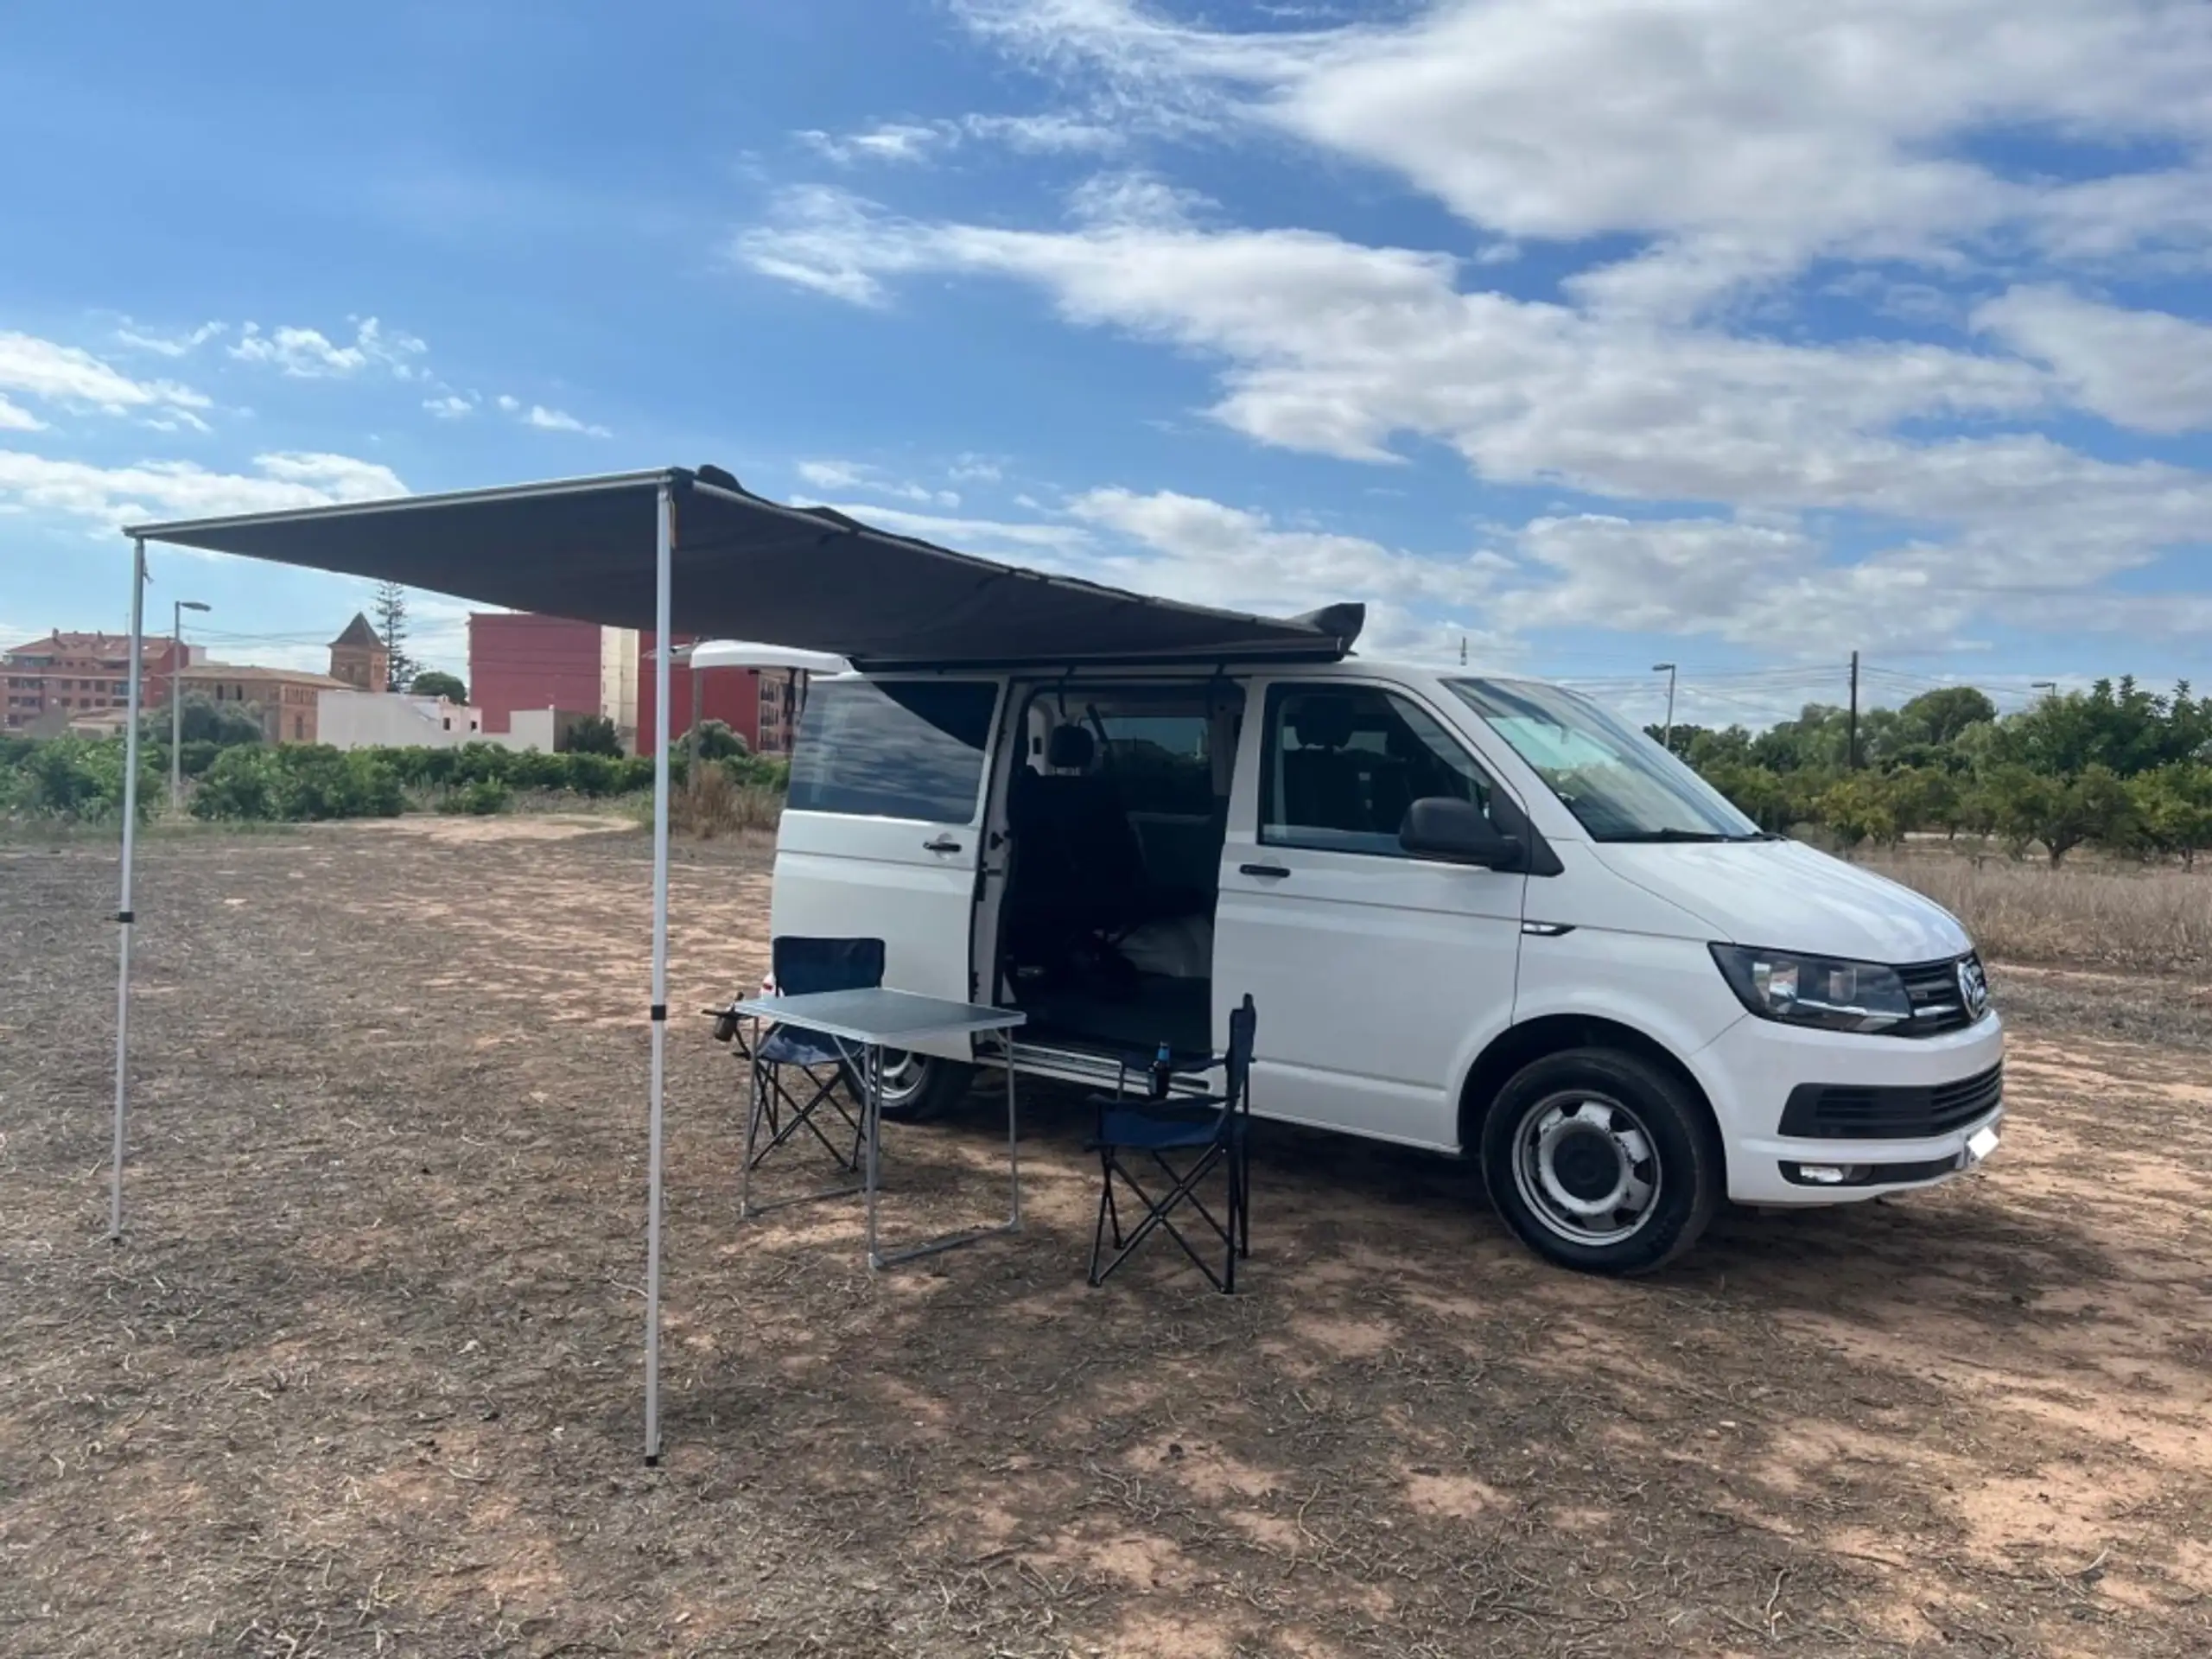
[1239, 862, 1291, 879]
[924, 835, 963, 854]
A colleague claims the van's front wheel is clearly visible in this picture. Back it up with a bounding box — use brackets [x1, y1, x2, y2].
[842, 1051, 976, 1123]
[1479, 1048, 1719, 1275]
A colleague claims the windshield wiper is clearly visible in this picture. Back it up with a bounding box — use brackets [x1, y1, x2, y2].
[1592, 828, 1762, 843]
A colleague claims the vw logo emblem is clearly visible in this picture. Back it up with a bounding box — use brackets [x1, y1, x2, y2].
[1956, 957, 1989, 1020]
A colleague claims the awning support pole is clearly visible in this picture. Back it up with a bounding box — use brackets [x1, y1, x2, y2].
[111, 537, 148, 1242]
[643, 480, 674, 1464]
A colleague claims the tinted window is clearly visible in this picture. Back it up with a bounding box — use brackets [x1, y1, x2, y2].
[1262, 684, 1497, 856]
[789, 679, 999, 822]
[1093, 709, 1216, 815]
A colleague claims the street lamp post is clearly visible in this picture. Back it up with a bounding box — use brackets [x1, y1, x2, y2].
[1652, 662, 1679, 753]
[170, 600, 210, 812]
[2031, 680, 2057, 701]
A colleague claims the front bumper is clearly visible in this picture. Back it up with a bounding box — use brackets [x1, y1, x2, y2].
[1691, 1007, 2007, 1205]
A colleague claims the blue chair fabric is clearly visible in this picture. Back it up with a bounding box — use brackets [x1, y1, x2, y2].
[746, 936, 886, 1177]
[1086, 994, 1256, 1294]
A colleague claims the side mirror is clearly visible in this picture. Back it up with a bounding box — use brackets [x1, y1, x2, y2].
[1400, 796, 1524, 869]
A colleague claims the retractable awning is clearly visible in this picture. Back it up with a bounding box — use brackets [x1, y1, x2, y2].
[107, 463, 1364, 1467]
[130, 466, 1363, 668]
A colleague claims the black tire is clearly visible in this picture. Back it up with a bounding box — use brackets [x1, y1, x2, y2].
[1478, 1046, 1720, 1275]
[839, 1050, 976, 1123]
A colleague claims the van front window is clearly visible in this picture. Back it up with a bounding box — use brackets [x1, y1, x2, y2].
[1446, 678, 1764, 842]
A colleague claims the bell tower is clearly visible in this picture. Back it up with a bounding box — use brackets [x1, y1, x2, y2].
[329, 613, 390, 691]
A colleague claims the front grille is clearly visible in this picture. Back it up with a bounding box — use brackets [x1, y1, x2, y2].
[1896, 955, 1979, 1036]
[1780, 1063, 2003, 1140]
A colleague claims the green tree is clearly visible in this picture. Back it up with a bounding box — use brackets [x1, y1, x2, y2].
[372, 582, 416, 690]
[1700, 760, 1791, 831]
[562, 714, 623, 756]
[409, 669, 467, 703]
[143, 693, 264, 747]
[1896, 685, 1999, 747]
[683, 719, 750, 761]
[1814, 773, 1899, 855]
[1882, 765, 1959, 836]
[1984, 762, 2133, 866]
[2130, 763, 2212, 870]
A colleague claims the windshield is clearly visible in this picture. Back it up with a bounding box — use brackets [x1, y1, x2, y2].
[1446, 677, 1762, 842]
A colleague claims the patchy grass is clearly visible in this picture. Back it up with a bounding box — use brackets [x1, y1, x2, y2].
[658, 766, 784, 839]
[1866, 848, 2212, 971]
[3, 821, 2209, 1656]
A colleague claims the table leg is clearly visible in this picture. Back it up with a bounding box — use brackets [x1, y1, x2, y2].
[1006, 1046, 1021, 1231]
[865, 1039, 883, 1271]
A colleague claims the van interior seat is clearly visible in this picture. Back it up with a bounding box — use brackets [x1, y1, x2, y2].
[1280, 696, 1369, 833]
[1005, 722, 1211, 974]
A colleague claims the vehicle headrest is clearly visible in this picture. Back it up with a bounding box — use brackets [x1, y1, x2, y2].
[1046, 724, 1095, 770]
[1287, 696, 1355, 751]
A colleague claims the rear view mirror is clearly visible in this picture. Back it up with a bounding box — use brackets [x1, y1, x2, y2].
[1400, 797, 1523, 868]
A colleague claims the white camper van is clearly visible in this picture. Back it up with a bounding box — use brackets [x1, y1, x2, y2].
[767, 658, 2003, 1276]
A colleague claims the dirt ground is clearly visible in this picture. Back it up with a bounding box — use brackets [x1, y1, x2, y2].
[3, 818, 2208, 1658]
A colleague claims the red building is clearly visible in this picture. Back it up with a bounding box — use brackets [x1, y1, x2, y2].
[467, 614, 637, 742]
[3, 632, 189, 732]
[638, 632, 804, 757]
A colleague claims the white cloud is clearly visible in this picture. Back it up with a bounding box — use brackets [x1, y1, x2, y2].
[961, 111, 1122, 153]
[1070, 486, 1515, 659]
[112, 320, 226, 358]
[738, 186, 2212, 647]
[740, 3, 2212, 658]
[0, 394, 47, 432]
[957, 0, 2212, 312]
[950, 453, 1004, 483]
[797, 457, 957, 505]
[1973, 286, 2212, 434]
[0, 448, 405, 534]
[423, 393, 475, 419]
[798, 111, 1123, 168]
[795, 458, 868, 491]
[799, 122, 949, 165]
[523, 404, 612, 437]
[229, 316, 428, 379]
[495, 394, 520, 412]
[0, 331, 211, 421]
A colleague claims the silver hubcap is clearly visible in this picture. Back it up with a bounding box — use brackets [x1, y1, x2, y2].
[874, 1049, 927, 1105]
[1511, 1091, 1662, 1246]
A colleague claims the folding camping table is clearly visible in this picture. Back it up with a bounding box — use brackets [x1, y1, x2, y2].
[732, 988, 1027, 1270]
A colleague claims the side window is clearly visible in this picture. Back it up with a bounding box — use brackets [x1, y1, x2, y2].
[1262, 684, 1497, 856]
[788, 679, 1000, 822]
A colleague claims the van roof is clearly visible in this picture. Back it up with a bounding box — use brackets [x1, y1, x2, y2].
[130, 467, 1366, 671]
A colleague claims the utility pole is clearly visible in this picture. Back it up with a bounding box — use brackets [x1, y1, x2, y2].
[1459, 635, 1467, 667]
[169, 598, 210, 812]
[1652, 662, 1679, 752]
[1847, 650, 1861, 770]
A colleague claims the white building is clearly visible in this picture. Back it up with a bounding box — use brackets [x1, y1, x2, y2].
[317, 690, 484, 750]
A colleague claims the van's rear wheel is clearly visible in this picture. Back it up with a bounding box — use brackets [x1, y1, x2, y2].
[841, 1051, 976, 1123]
[1479, 1048, 1719, 1275]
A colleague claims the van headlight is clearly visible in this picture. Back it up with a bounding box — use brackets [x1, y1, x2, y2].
[1709, 944, 1913, 1033]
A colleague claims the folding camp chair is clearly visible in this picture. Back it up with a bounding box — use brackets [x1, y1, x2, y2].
[739, 936, 885, 1217]
[1087, 994, 1256, 1294]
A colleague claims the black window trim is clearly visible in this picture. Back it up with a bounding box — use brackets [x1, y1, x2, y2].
[1255, 677, 1555, 871]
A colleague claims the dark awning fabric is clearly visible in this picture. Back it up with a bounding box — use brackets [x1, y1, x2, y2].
[129, 467, 1363, 669]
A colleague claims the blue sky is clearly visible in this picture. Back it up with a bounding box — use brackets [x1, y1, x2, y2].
[3, 0, 2209, 729]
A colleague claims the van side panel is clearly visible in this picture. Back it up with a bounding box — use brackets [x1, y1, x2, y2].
[767, 677, 1007, 1062]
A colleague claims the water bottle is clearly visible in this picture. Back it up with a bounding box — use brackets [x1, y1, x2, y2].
[1150, 1040, 1173, 1101]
